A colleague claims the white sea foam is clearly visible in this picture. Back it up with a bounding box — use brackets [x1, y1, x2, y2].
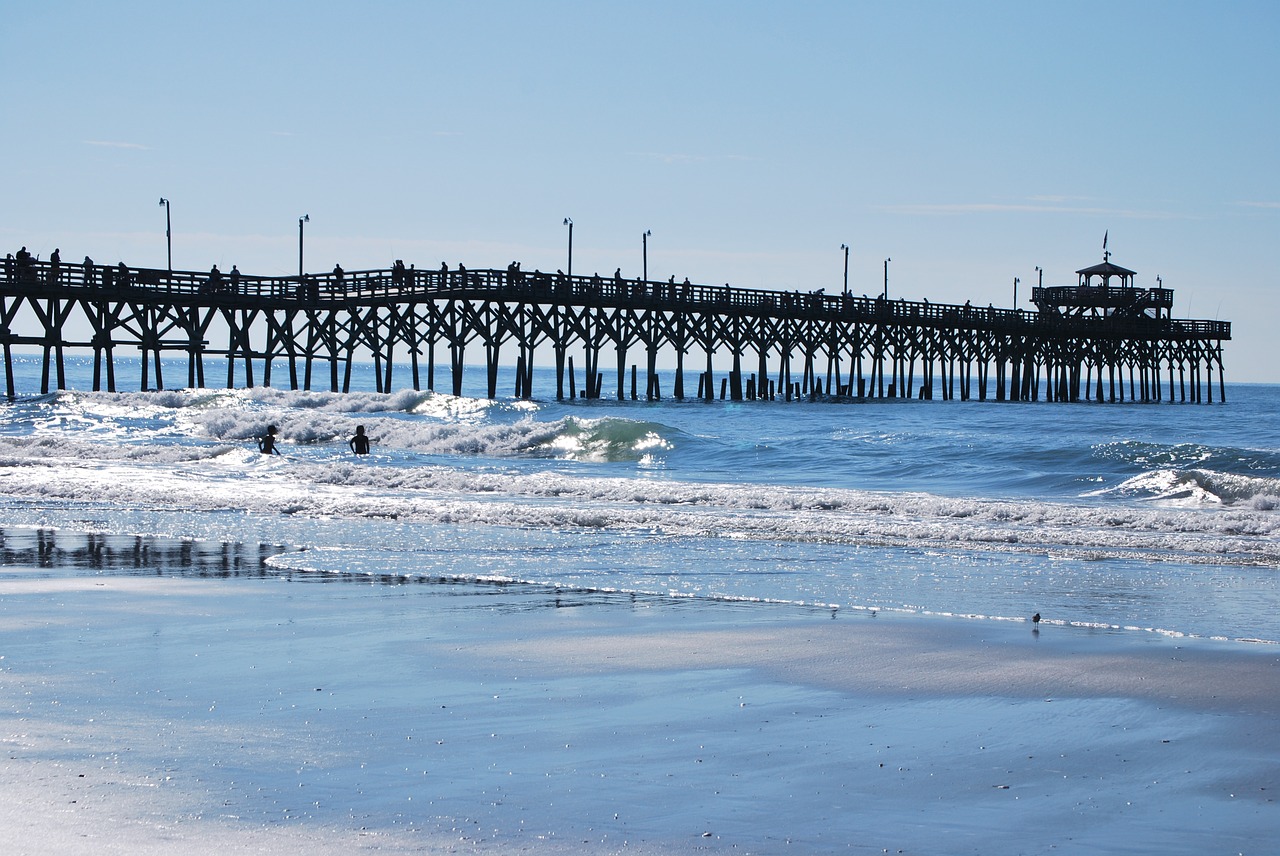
[1, 440, 1276, 568]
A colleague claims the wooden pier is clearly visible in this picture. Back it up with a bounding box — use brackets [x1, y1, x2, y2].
[0, 251, 1230, 404]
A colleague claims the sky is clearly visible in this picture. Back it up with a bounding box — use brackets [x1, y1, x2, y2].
[3, 0, 1277, 381]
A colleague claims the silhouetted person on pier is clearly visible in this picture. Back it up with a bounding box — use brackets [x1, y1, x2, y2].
[48, 248, 61, 284]
[348, 425, 370, 455]
[116, 261, 130, 288]
[82, 256, 95, 287]
[207, 265, 223, 293]
[333, 263, 345, 287]
[15, 247, 33, 281]
[257, 425, 281, 455]
[230, 265, 241, 292]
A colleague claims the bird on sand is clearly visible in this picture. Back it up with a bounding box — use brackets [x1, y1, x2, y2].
[1032, 612, 1041, 626]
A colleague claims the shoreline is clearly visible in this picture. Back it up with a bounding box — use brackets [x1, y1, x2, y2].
[4, 524, 1277, 650]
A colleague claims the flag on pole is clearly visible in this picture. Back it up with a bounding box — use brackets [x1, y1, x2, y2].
[1103, 230, 1108, 251]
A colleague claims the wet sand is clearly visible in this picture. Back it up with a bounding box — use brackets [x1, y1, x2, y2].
[1, 545, 1278, 854]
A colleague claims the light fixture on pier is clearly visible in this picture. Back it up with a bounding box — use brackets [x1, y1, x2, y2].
[298, 215, 310, 281]
[883, 258, 891, 300]
[158, 198, 172, 276]
[841, 243, 849, 295]
[563, 218, 573, 278]
[642, 230, 652, 282]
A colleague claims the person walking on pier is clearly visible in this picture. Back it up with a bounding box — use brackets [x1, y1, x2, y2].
[348, 425, 370, 456]
[48, 248, 61, 285]
[257, 425, 281, 455]
[82, 256, 95, 287]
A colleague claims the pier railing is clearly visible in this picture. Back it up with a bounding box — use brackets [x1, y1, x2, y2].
[1032, 284, 1175, 310]
[1, 259, 1231, 340]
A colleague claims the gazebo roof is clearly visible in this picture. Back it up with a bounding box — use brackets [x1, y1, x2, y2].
[1076, 260, 1137, 277]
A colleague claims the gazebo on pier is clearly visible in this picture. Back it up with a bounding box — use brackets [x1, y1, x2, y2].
[1033, 251, 1173, 323]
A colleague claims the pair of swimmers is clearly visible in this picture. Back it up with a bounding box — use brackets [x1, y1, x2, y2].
[257, 425, 370, 455]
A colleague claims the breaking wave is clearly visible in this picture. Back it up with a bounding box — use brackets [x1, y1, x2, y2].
[1088, 468, 1280, 510]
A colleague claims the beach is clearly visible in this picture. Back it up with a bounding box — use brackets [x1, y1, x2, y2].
[2, 532, 1277, 855]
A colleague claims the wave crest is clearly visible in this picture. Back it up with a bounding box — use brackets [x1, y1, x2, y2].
[1089, 468, 1280, 509]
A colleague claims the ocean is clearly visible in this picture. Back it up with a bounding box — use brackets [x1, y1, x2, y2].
[2, 354, 1277, 645]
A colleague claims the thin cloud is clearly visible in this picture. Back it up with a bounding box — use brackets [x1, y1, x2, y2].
[880, 201, 1187, 220]
[1027, 194, 1096, 204]
[1237, 201, 1280, 209]
[631, 152, 710, 164]
[84, 140, 149, 150]
[630, 151, 759, 165]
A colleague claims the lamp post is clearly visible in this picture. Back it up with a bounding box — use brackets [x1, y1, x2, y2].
[563, 218, 573, 278]
[1013, 276, 1020, 310]
[1035, 265, 1043, 289]
[158, 197, 171, 276]
[841, 243, 850, 295]
[642, 229, 652, 282]
[298, 215, 309, 281]
[883, 258, 891, 299]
